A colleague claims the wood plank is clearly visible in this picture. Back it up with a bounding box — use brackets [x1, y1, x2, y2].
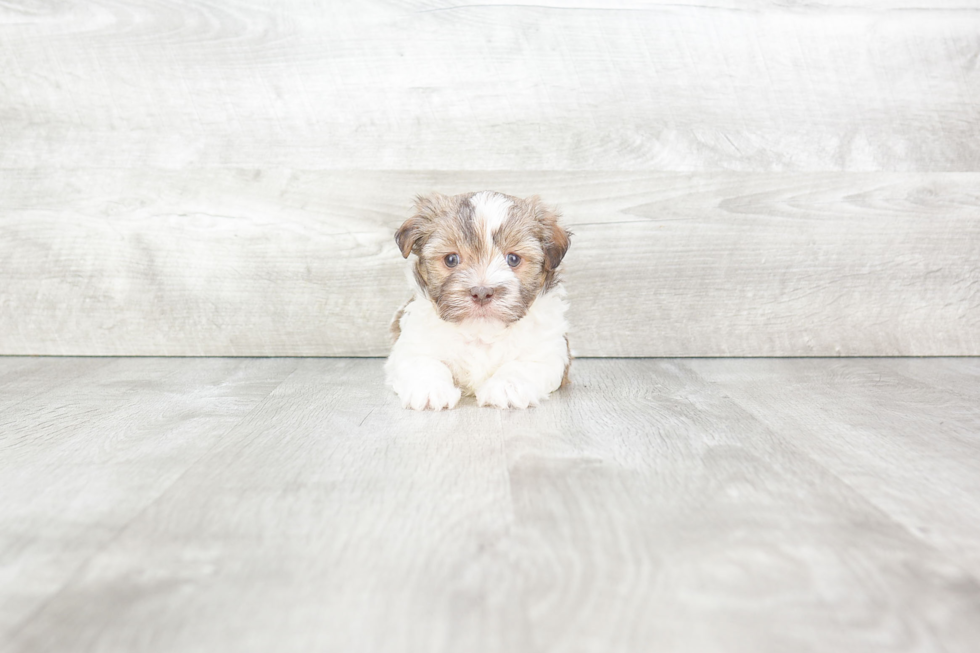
[873, 357, 980, 404]
[0, 1, 978, 171]
[1, 170, 977, 356]
[505, 358, 980, 652]
[4, 357, 980, 652]
[687, 357, 980, 578]
[0, 357, 297, 638]
[0, 357, 115, 414]
[3, 359, 526, 653]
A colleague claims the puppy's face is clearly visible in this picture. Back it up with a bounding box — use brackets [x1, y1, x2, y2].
[395, 191, 570, 324]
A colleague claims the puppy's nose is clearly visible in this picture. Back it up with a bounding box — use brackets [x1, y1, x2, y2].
[470, 286, 494, 305]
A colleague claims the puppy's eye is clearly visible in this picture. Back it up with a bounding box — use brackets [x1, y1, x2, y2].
[506, 253, 521, 267]
[444, 253, 460, 268]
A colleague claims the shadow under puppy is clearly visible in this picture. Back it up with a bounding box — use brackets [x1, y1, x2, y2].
[386, 191, 572, 410]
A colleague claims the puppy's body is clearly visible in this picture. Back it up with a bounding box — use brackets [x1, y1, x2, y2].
[385, 190, 571, 410]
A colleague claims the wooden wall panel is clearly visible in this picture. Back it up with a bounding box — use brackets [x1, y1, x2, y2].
[1, 1, 978, 355]
[0, 0, 978, 171]
[1, 170, 976, 356]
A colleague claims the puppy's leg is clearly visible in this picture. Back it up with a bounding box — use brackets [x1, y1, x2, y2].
[476, 356, 566, 409]
[385, 355, 461, 411]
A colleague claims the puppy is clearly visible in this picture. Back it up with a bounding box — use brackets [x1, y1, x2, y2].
[385, 190, 571, 410]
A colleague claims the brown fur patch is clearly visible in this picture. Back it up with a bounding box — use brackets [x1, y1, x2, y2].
[504, 196, 571, 291]
[395, 192, 471, 259]
[389, 298, 412, 342]
[561, 334, 573, 387]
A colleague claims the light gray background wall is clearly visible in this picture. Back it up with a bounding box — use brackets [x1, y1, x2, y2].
[1, 0, 977, 356]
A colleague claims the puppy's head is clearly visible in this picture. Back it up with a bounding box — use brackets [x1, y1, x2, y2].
[395, 191, 570, 324]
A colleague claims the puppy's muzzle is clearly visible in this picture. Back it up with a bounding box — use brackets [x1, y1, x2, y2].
[470, 286, 495, 306]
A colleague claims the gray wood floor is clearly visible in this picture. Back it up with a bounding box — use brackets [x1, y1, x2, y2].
[2, 356, 979, 653]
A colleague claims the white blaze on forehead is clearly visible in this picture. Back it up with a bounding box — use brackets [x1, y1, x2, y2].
[459, 252, 516, 288]
[482, 252, 514, 287]
[471, 191, 513, 243]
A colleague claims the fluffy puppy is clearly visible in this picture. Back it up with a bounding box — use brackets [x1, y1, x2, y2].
[385, 190, 571, 410]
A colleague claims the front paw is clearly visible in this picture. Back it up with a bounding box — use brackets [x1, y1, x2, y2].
[391, 374, 462, 411]
[476, 374, 541, 409]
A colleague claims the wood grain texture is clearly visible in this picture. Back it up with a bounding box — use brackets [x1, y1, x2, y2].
[2, 357, 980, 653]
[2, 1, 979, 355]
[688, 357, 980, 577]
[1, 0, 979, 171]
[1, 169, 977, 356]
[0, 356, 115, 414]
[0, 357, 298, 637]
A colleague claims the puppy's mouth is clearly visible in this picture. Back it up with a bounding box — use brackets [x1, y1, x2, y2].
[467, 301, 501, 320]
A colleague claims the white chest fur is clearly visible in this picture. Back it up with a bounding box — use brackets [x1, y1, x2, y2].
[385, 287, 570, 409]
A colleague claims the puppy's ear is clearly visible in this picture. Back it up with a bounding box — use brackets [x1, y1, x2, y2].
[543, 218, 571, 271]
[394, 193, 445, 258]
[395, 216, 426, 258]
[525, 196, 571, 270]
